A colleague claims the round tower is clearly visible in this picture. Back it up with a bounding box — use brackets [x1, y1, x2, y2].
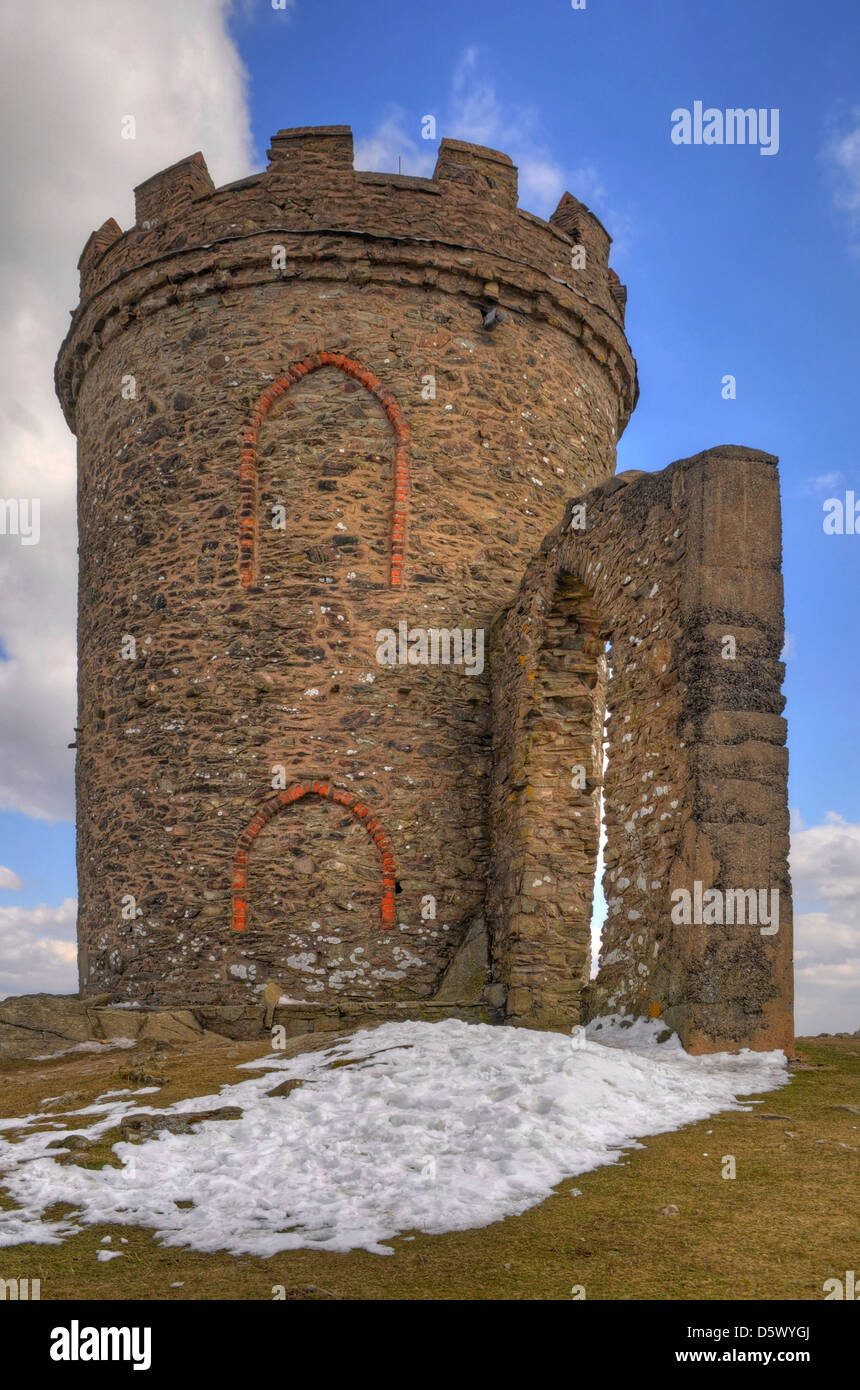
[55, 125, 637, 1015]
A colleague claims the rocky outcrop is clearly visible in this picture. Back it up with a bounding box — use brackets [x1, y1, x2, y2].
[0, 993, 227, 1060]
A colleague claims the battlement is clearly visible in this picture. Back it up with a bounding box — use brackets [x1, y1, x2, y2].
[110, 126, 612, 268]
[76, 217, 122, 284]
[433, 137, 519, 208]
[134, 151, 215, 228]
[550, 191, 611, 266]
[56, 125, 635, 430]
[266, 125, 356, 184]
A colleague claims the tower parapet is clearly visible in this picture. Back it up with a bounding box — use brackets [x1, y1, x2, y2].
[56, 126, 635, 432]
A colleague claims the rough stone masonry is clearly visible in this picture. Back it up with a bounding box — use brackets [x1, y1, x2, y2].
[53, 125, 793, 1053]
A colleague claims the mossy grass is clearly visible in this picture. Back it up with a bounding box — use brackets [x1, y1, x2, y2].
[1, 1034, 856, 1300]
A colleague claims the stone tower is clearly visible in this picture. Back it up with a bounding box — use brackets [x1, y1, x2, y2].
[55, 128, 635, 1017]
[56, 126, 792, 1054]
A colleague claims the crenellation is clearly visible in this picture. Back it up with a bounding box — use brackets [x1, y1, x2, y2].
[267, 124, 355, 169]
[76, 217, 122, 290]
[134, 151, 215, 228]
[356, 171, 442, 195]
[550, 191, 611, 266]
[61, 125, 633, 433]
[432, 137, 519, 208]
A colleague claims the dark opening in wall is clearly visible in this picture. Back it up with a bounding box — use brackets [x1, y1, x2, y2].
[589, 639, 613, 981]
[519, 573, 606, 1017]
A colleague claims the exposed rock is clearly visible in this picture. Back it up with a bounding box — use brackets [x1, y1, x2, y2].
[0, 994, 92, 1059]
[45, 1133, 95, 1151]
[117, 1068, 168, 1087]
[266, 1078, 305, 1099]
[431, 918, 489, 1004]
[120, 1106, 243, 1141]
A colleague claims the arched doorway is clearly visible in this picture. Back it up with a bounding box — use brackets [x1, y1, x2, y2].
[232, 782, 396, 932]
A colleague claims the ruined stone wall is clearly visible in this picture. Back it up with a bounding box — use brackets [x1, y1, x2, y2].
[489, 447, 793, 1053]
[58, 127, 636, 1009]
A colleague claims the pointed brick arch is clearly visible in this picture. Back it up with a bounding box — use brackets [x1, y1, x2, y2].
[238, 351, 409, 588]
[231, 781, 397, 931]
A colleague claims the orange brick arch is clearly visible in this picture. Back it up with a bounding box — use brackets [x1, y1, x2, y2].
[238, 350, 409, 588]
[231, 782, 397, 931]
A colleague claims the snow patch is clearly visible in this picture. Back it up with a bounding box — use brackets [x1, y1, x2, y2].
[0, 1018, 787, 1259]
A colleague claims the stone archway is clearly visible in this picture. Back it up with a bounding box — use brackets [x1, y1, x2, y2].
[238, 351, 409, 588]
[232, 782, 397, 931]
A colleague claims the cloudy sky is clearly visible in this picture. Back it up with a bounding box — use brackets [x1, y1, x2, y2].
[0, 0, 857, 1034]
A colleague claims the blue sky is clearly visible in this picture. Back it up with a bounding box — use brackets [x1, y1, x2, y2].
[1, 0, 858, 1029]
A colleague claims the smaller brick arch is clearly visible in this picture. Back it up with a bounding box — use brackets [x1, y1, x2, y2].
[238, 350, 409, 588]
[231, 782, 397, 931]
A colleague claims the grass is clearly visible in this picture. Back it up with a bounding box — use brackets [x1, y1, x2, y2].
[0, 1032, 857, 1301]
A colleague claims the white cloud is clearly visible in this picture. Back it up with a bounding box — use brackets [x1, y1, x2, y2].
[791, 812, 860, 904]
[0, 0, 252, 822]
[823, 109, 860, 248]
[0, 867, 24, 891]
[827, 118, 860, 211]
[790, 813, 860, 1034]
[354, 114, 435, 178]
[355, 45, 621, 235]
[0, 898, 77, 998]
[449, 48, 610, 220]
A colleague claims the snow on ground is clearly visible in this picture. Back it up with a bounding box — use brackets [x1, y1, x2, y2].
[0, 1017, 788, 1257]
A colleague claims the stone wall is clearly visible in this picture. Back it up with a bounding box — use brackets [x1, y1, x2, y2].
[57, 127, 636, 1010]
[489, 446, 793, 1053]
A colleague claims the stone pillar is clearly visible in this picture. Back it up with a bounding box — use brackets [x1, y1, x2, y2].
[490, 447, 793, 1053]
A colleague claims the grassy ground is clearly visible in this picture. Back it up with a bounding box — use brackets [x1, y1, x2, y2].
[1, 1032, 857, 1301]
